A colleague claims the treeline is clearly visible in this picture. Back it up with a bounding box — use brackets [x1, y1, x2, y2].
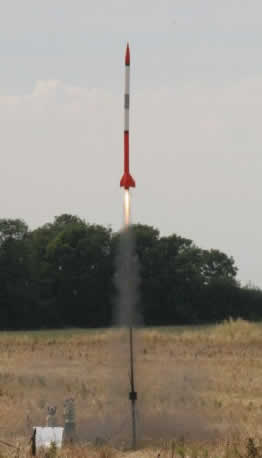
[0, 214, 261, 329]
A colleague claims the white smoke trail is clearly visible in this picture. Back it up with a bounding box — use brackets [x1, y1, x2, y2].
[113, 190, 140, 326]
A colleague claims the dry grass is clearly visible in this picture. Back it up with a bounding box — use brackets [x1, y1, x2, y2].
[1, 320, 262, 456]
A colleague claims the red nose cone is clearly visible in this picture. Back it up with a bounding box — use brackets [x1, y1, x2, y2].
[125, 43, 130, 66]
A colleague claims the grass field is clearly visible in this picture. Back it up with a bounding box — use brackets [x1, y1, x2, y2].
[1, 319, 262, 457]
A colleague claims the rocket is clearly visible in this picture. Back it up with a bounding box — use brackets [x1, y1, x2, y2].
[120, 44, 136, 190]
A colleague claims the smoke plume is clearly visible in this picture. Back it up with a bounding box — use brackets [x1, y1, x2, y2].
[113, 226, 140, 327]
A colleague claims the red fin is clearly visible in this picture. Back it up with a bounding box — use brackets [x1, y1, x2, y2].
[120, 172, 135, 189]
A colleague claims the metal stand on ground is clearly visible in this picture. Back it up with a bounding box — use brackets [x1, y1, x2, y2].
[63, 398, 76, 443]
[128, 326, 137, 450]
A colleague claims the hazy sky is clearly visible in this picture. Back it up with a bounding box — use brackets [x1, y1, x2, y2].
[1, 0, 262, 287]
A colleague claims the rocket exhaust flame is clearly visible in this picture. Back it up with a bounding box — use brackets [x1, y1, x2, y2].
[124, 190, 130, 227]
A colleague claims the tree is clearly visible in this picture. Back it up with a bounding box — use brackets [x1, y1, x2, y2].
[0, 218, 28, 245]
[0, 219, 36, 329]
[46, 221, 112, 327]
[0, 214, 260, 329]
[31, 214, 91, 327]
[138, 233, 202, 324]
[199, 249, 238, 285]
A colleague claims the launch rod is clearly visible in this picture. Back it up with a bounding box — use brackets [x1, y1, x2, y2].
[129, 325, 137, 449]
[124, 191, 137, 449]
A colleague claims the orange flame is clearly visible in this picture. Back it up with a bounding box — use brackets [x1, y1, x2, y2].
[124, 190, 130, 227]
